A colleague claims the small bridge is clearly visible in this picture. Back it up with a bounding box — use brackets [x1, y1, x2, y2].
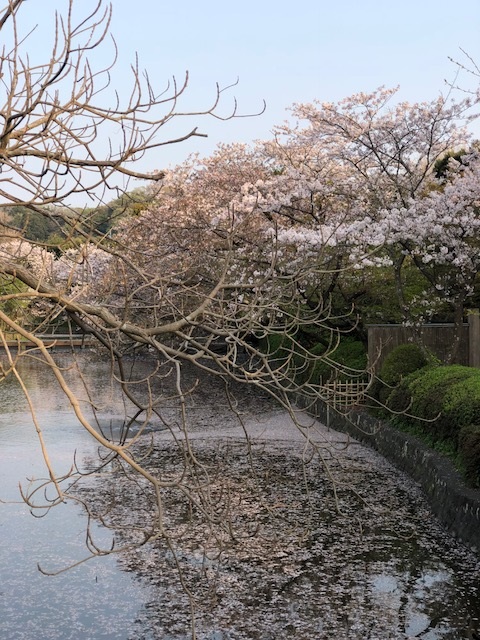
[1, 333, 94, 350]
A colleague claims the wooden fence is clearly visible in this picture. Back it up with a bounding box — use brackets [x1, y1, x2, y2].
[367, 312, 480, 372]
[322, 379, 369, 410]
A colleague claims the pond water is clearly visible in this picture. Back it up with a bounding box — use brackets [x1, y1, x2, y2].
[0, 351, 150, 640]
[0, 350, 480, 640]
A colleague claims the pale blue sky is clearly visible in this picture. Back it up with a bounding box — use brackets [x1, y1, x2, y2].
[21, 1, 480, 175]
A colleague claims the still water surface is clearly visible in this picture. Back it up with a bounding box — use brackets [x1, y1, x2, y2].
[0, 352, 149, 640]
[0, 351, 480, 639]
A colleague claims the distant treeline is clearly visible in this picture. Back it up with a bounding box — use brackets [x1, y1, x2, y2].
[4, 187, 152, 244]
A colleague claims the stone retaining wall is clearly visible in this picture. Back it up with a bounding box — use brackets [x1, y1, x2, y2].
[297, 396, 480, 555]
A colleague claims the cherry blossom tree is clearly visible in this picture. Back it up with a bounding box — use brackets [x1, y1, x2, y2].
[0, 3, 356, 608]
[230, 86, 480, 339]
[3, 7, 480, 634]
[345, 148, 480, 359]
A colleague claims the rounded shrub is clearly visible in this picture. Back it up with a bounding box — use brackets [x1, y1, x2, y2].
[380, 343, 428, 386]
[372, 343, 428, 408]
[439, 373, 480, 441]
[409, 366, 477, 439]
[384, 367, 428, 417]
[372, 361, 480, 487]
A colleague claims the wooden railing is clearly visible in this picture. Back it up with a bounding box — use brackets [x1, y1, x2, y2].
[0, 332, 94, 349]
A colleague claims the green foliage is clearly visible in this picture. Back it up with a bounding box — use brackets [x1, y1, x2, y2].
[307, 337, 367, 384]
[8, 205, 60, 242]
[81, 188, 151, 237]
[260, 332, 367, 385]
[0, 276, 31, 327]
[260, 332, 307, 379]
[440, 375, 480, 440]
[380, 364, 480, 487]
[380, 343, 428, 386]
[382, 370, 422, 417]
[408, 366, 477, 433]
[372, 343, 428, 408]
[337, 259, 446, 328]
[6, 188, 151, 244]
[262, 332, 292, 358]
[307, 342, 332, 384]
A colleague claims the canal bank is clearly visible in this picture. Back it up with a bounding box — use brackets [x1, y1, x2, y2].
[297, 396, 480, 556]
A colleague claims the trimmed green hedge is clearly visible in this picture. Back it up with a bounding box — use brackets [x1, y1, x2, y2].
[372, 343, 428, 407]
[459, 424, 480, 487]
[380, 343, 428, 386]
[384, 364, 480, 487]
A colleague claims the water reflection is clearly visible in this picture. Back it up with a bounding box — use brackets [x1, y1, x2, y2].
[0, 351, 479, 639]
[99, 434, 480, 640]
[0, 352, 148, 640]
